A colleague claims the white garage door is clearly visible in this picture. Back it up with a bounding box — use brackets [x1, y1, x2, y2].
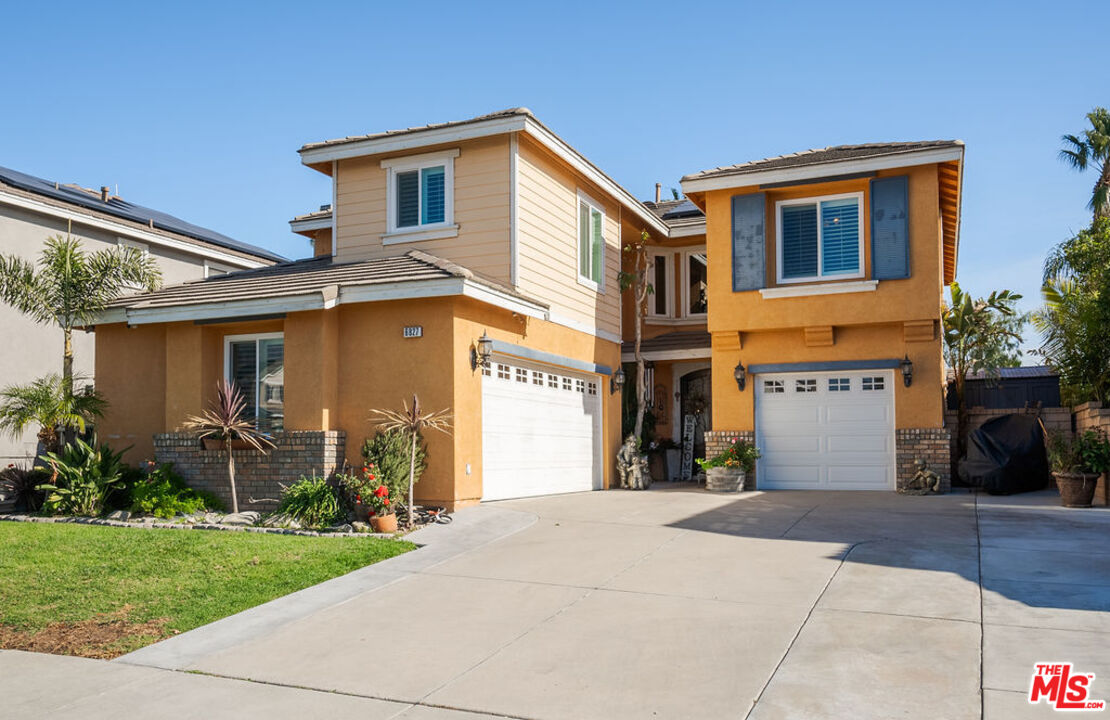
[755, 370, 895, 490]
[481, 357, 602, 501]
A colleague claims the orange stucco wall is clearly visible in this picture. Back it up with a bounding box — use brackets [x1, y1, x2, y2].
[699, 163, 947, 433]
[93, 296, 620, 509]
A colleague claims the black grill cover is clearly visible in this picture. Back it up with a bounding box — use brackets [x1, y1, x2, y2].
[957, 414, 1051, 494]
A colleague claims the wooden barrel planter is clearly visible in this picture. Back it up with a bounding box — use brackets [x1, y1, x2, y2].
[705, 467, 746, 492]
[1054, 472, 1101, 508]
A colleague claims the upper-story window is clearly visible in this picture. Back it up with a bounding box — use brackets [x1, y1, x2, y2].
[648, 251, 673, 318]
[382, 149, 458, 240]
[577, 191, 605, 290]
[776, 192, 863, 284]
[686, 251, 708, 315]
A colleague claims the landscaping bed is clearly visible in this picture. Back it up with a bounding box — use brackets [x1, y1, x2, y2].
[0, 521, 413, 658]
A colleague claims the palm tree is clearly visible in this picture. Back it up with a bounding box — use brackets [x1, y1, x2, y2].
[183, 380, 275, 514]
[0, 234, 161, 395]
[942, 283, 1023, 477]
[370, 395, 451, 526]
[1034, 279, 1110, 405]
[0, 373, 106, 456]
[1060, 107, 1110, 220]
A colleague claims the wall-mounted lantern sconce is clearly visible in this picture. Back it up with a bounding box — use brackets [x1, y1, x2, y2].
[900, 354, 914, 387]
[471, 331, 493, 371]
[611, 367, 625, 395]
[734, 361, 746, 392]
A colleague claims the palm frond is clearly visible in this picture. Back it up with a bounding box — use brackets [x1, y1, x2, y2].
[0, 373, 106, 440]
[370, 394, 453, 436]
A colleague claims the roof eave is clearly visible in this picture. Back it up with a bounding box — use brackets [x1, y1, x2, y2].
[680, 146, 965, 194]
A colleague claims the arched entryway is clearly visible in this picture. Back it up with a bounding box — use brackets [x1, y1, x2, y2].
[678, 367, 712, 462]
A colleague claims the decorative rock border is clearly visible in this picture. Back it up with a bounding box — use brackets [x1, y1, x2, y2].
[0, 513, 396, 539]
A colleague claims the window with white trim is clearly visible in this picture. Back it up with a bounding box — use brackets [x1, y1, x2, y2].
[686, 251, 708, 315]
[648, 252, 672, 317]
[763, 380, 785, 394]
[383, 150, 457, 236]
[795, 378, 817, 393]
[829, 378, 851, 392]
[225, 333, 284, 433]
[862, 376, 885, 391]
[777, 192, 863, 283]
[577, 193, 605, 290]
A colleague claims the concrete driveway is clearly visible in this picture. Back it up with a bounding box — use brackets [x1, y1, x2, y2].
[6, 487, 1110, 719]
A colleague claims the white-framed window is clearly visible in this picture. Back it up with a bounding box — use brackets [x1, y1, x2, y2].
[224, 332, 284, 433]
[515, 367, 528, 383]
[763, 380, 785, 394]
[862, 376, 885, 391]
[776, 192, 864, 284]
[562, 376, 572, 391]
[496, 363, 510, 380]
[576, 191, 605, 291]
[829, 377, 851, 392]
[547, 374, 559, 389]
[795, 378, 817, 393]
[647, 249, 674, 318]
[684, 249, 708, 316]
[575, 379, 586, 394]
[532, 371, 544, 386]
[382, 149, 458, 241]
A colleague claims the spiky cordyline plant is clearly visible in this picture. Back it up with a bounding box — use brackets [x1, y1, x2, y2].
[0, 373, 106, 456]
[0, 234, 160, 397]
[370, 395, 451, 526]
[183, 380, 275, 514]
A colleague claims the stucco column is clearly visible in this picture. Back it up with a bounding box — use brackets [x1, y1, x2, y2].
[164, 323, 204, 430]
[283, 309, 339, 431]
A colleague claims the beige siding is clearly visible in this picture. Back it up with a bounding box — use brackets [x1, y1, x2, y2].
[515, 135, 621, 338]
[334, 136, 511, 284]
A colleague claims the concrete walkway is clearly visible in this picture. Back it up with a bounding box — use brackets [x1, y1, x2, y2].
[5, 487, 1109, 719]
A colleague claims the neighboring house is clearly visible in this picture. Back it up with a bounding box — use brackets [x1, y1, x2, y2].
[93, 111, 966, 504]
[0, 165, 283, 465]
[680, 142, 964, 491]
[95, 108, 680, 509]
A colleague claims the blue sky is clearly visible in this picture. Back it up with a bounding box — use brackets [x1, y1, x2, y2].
[2, 0, 1105, 358]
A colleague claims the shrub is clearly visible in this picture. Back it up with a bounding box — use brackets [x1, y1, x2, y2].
[0, 463, 48, 512]
[37, 437, 127, 516]
[130, 463, 224, 518]
[276, 473, 345, 529]
[1046, 429, 1110, 474]
[337, 462, 382, 512]
[361, 429, 425, 506]
[696, 437, 761, 474]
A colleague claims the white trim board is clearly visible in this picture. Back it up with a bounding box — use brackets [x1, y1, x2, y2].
[0, 188, 270, 269]
[682, 146, 964, 193]
[759, 279, 878, 299]
[621, 348, 710, 363]
[289, 216, 331, 233]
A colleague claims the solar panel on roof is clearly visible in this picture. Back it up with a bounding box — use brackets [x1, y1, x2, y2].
[0, 164, 284, 262]
[660, 199, 702, 220]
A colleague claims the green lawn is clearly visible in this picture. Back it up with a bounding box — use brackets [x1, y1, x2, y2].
[0, 522, 414, 657]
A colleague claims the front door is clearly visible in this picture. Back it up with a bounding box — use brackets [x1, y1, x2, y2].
[680, 369, 712, 461]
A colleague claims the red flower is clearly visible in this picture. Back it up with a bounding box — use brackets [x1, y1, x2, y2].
[369, 475, 376, 481]
[373, 485, 389, 498]
[383, 498, 390, 506]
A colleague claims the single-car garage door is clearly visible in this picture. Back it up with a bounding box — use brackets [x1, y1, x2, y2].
[481, 357, 602, 501]
[755, 370, 895, 490]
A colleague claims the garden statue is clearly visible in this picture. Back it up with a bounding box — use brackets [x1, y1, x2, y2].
[899, 459, 942, 495]
[616, 435, 650, 490]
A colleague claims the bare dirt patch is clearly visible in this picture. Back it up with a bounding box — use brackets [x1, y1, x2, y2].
[0, 607, 172, 659]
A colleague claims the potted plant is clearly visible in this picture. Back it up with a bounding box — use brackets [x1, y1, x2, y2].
[696, 437, 760, 492]
[1046, 429, 1109, 508]
[366, 483, 398, 533]
[338, 463, 381, 522]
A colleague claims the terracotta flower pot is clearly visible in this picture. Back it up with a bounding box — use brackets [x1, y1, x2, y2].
[1054, 472, 1100, 508]
[370, 512, 398, 533]
[705, 467, 746, 492]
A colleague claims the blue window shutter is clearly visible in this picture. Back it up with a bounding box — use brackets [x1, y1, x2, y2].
[780, 204, 818, 279]
[396, 171, 419, 227]
[421, 166, 445, 224]
[820, 198, 860, 275]
[871, 175, 910, 279]
[731, 193, 766, 291]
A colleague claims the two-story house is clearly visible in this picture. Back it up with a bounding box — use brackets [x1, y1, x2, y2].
[0, 165, 282, 465]
[93, 112, 964, 506]
[95, 109, 675, 508]
[680, 142, 963, 491]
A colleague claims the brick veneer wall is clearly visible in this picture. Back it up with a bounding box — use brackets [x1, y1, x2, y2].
[896, 428, 951, 493]
[704, 430, 756, 489]
[153, 431, 345, 512]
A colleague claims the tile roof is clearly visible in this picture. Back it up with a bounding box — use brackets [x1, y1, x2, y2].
[300, 108, 533, 153]
[683, 141, 963, 182]
[107, 250, 545, 311]
[0, 164, 285, 263]
[622, 330, 711, 355]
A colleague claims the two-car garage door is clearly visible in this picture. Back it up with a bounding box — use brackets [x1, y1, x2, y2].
[481, 358, 602, 501]
[755, 370, 895, 490]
